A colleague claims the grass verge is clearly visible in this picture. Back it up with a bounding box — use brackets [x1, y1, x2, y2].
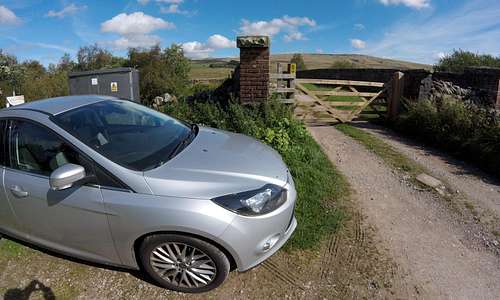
[283, 127, 349, 249]
[163, 99, 350, 250]
[335, 123, 424, 177]
[0, 239, 29, 259]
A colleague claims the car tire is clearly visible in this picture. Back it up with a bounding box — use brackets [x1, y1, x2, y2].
[139, 234, 230, 293]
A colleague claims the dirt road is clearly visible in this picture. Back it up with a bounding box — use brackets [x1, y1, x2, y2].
[309, 125, 500, 299]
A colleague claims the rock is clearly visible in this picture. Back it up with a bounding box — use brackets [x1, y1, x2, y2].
[416, 173, 443, 189]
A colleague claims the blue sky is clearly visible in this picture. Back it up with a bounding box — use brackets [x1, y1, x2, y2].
[0, 0, 499, 65]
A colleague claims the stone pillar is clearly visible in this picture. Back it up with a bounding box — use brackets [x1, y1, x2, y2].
[237, 36, 270, 104]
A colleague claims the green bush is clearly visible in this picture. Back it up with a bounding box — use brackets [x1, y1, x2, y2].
[435, 49, 500, 72]
[162, 99, 349, 249]
[396, 98, 500, 177]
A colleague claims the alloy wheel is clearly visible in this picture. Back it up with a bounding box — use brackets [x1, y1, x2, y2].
[149, 242, 217, 288]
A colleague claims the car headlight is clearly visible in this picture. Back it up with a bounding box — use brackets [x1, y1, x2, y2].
[212, 184, 287, 216]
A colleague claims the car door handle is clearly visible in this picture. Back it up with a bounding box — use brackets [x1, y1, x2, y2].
[10, 186, 29, 198]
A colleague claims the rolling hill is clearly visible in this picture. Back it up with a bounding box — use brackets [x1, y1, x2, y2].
[189, 53, 431, 80]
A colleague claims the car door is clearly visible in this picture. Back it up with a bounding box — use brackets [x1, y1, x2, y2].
[3, 119, 121, 264]
[0, 119, 23, 235]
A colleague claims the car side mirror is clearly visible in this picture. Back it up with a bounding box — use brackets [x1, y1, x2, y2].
[49, 164, 86, 191]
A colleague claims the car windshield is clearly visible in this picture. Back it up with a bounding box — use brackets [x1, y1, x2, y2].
[53, 100, 195, 171]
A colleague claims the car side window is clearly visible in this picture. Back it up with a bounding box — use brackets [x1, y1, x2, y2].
[8, 120, 92, 177]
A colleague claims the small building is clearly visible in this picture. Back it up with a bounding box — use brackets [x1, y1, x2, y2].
[69, 68, 140, 102]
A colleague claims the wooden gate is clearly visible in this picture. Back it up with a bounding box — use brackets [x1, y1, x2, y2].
[295, 78, 390, 123]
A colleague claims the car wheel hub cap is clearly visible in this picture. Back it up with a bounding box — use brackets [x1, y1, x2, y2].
[150, 242, 217, 288]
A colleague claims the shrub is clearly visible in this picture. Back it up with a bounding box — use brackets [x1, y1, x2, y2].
[435, 49, 500, 72]
[161, 99, 349, 249]
[396, 98, 500, 177]
[290, 54, 307, 71]
[331, 60, 356, 69]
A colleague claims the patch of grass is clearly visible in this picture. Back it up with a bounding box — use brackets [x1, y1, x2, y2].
[189, 62, 233, 80]
[327, 95, 363, 102]
[300, 83, 331, 91]
[163, 99, 350, 250]
[54, 285, 80, 300]
[0, 239, 29, 258]
[335, 124, 424, 177]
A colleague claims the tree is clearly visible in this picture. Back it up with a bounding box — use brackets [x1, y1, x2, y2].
[126, 44, 190, 104]
[0, 49, 23, 96]
[331, 60, 355, 69]
[57, 53, 76, 72]
[290, 53, 307, 71]
[76, 44, 125, 71]
[162, 44, 191, 95]
[435, 49, 500, 73]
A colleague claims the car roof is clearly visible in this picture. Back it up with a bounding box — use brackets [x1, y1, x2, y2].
[2, 95, 117, 116]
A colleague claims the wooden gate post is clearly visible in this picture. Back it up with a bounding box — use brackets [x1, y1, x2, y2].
[388, 71, 404, 120]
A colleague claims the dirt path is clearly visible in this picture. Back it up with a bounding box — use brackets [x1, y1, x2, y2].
[355, 122, 500, 239]
[308, 125, 500, 300]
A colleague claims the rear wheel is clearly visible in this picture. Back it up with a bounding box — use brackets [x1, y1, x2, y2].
[139, 234, 230, 293]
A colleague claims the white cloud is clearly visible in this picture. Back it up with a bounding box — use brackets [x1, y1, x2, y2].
[351, 39, 366, 49]
[181, 41, 212, 59]
[182, 34, 236, 59]
[354, 23, 365, 30]
[101, 12, 174, 50]
[0, 5, 21, 25]
[138, 0, 150, 5]
[157, 0, 184, 3]
[46, 3, 87, 18]
[207, 34, 236, 49]
[433, 52, 446, 60]
[101, 12, 174, 35]
[316, 48, 324, 54]
[284, 32, 306, 42]
[378, 0, 431, 9]
[239, 16, 316, 42]
[367, 0, 500, 64]
[160, 4, 190, 14]
[3, 35, 75, 53]
[110, 35, 162, 49]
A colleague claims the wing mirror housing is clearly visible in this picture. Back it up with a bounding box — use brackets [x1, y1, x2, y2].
[49, 164, 87, 191]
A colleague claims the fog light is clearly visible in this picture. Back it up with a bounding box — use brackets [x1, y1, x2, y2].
[261, 234, 280, 252]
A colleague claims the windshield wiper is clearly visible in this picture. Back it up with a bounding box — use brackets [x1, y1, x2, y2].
[167, 123, 198, 160]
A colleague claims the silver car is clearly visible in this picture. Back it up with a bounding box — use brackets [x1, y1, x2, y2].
[0, 96, 297, 293]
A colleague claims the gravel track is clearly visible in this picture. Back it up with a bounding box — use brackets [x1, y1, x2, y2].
[309, 125, 500, 300]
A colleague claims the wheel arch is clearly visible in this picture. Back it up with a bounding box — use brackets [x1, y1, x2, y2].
[133, 230, 238, 271]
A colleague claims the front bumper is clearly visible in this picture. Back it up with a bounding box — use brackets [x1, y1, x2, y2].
[218, 178, 297, 271]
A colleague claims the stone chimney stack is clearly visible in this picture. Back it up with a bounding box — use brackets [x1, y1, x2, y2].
[237, 36, 270, 104]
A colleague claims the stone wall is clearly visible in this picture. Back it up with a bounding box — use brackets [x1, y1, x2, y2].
[433, 68, 500, 108]
[297, 67, 500, 108]
[417, 78, 489, 105]
[237, 36, 270, 104]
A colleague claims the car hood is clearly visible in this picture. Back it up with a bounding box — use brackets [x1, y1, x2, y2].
[143, 126, 289, 199]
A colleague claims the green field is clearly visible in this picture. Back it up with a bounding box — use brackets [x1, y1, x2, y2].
[189, 62, 233, 81]
[189, 53, 431, 81]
